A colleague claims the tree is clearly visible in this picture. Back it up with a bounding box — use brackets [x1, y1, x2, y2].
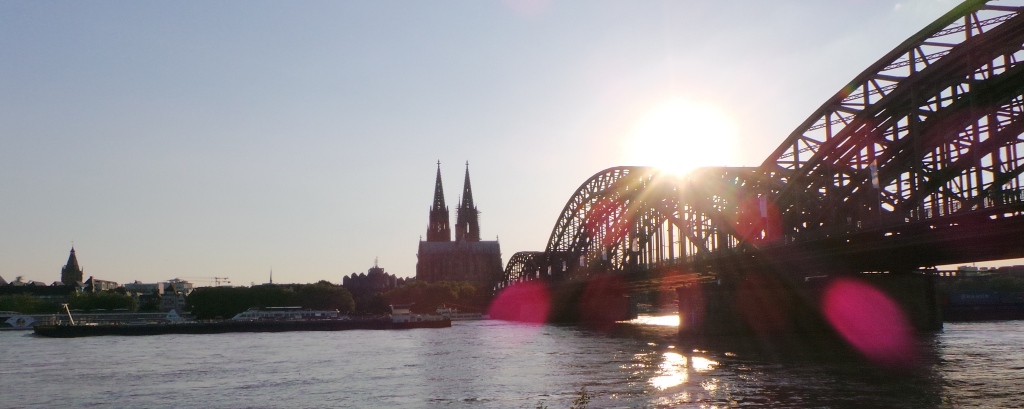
[0, 294, 60, 314]
[67, 292, 136, 311]
[187, 283, 356, 320]
[187, 286, 254, 319]
[383, 281, 477, 313]
[297, 282, 355, 312]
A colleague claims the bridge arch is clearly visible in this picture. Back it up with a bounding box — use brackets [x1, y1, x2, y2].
[503, 0, 1024, 287]
[503, 166, 778, 286]
[763, 0, 1024, 239]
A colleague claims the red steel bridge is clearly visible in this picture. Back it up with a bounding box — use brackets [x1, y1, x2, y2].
[501, 0, 1024, 292]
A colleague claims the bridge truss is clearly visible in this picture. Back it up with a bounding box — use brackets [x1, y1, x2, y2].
[502, 0, 1024, 290]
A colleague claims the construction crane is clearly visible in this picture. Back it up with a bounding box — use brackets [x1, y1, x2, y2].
[177, 276, 231, 286]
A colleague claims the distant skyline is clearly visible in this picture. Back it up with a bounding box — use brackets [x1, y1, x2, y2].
[3, 0, 998, 286]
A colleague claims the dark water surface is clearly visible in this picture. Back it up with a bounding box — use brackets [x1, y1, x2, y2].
[2, 319, 1022, 408]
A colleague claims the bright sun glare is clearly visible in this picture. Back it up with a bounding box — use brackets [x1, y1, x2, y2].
[626, 97, 739, 176]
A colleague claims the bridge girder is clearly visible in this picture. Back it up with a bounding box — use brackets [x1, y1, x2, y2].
[504, 167, 775, 286]
[503, 0, 1024, 288]
[764, 1, 1024, 238]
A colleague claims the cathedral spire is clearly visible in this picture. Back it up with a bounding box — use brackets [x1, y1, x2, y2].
[432, 161, 446, 211]
[455, 161, 480, 242]
[461, 161, 475, 210]
[426, 161, 451, 242]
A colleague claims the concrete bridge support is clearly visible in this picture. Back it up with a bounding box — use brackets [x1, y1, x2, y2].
[677, 272, 942, 341]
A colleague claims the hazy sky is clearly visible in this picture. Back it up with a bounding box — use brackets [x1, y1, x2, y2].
[2, 0, 968, 286]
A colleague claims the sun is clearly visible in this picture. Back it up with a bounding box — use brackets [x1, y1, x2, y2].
[625, 97, 739, 176]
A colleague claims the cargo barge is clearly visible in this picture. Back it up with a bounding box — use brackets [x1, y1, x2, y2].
[941, 290, 1024, 321]
[32, 305, 450, 338]
[33, 317, 450, 337]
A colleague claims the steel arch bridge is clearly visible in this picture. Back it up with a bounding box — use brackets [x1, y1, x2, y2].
[502, 0, 1024, 290]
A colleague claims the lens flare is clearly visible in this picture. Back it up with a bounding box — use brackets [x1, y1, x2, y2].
[822, 278, 916, 368]
[732, 195, 783, 245]
[625, 97, 739, 176]
[488, 281, 550, 324]
[580, 275, 629, 332]
[736, 274, 793, 336]
[584, 198, 631, 248]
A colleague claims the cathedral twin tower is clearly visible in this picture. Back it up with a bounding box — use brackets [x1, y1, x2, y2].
[416, 162, 503, 293]
[426, 161, 480, 243]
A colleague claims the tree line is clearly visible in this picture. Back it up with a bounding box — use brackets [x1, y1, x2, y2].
[1, 279, 483, 319]
[0, 292, 136, 314]
[187, 281, 356, 319]
[188, 280, 481, 319]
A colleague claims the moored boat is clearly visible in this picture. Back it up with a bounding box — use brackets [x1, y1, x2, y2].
[33, 304, 450, 338]
[0, 311, 38, 330]
[435, 307, 487, 321]
[32, 317, 450, 338]
[231, 306, 346, 321]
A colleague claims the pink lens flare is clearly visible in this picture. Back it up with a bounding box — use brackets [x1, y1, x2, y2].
[488, 281, 550, 324]
[585, 198, 631, 248]
[579, 275, 629, 332]
[732, 196, 783, 245]
[822, 278, 917, 368]
[736, 274, 793, 335]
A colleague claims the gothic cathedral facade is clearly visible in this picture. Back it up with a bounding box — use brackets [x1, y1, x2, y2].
[416, 162, 503, 294]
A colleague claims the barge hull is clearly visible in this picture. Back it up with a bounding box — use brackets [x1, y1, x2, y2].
[33, 319, 451, 338]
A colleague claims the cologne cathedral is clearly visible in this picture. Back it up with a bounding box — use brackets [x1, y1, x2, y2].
[416, 162, 503, 293]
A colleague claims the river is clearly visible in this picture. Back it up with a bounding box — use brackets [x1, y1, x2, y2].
[1, 318, 1022, 408]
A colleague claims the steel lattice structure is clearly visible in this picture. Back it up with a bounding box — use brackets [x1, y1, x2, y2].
[501, 166, 775, 287]
[765, 0, 1024, 238]
[501, 0, 1024, 289]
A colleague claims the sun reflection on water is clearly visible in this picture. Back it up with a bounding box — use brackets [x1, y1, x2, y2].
[650, 352, 688, 390]
[691, 356, 718, 372]
[627, 314, 680, 327]
[649, 352, 720, 390]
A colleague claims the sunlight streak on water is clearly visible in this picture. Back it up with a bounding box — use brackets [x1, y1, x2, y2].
[691, 356, 718, 372]
[650, 352, 719, 390]
[650, 352, 688, 390]
[626, 314, 679, 327]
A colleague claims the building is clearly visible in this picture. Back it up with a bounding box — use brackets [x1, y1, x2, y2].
[84, 276, 119, 293]
[61, 247, 84, 286]
[159, 279, 194, 312]
[122, 279, 195, 312]
[416, 162, 503, 293]
[341, 260, 410, 314]
[124, 281, 163, 310]
[342, 259, 409, 294]
[57, 248, 120, 293]
[124, 281, 161, 294]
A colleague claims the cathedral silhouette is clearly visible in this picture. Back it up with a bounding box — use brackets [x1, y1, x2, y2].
[416, 162, 503, 293]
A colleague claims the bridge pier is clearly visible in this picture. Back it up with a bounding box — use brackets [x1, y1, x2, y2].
[547, 276, 636, 328]
[677, 272, 941, 341]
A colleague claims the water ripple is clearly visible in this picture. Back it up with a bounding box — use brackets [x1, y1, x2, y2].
[2, 320, 1023, 408]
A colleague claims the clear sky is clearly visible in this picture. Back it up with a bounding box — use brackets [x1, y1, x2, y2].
[2, 0, 974, 286]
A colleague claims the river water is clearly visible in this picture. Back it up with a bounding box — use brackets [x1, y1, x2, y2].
[1, 318, 1022, 408]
